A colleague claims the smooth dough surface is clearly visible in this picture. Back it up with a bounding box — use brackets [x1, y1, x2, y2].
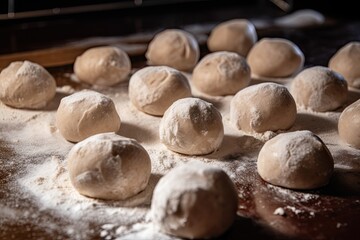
[338, 99, 360, 149]
[159, 98, 224, 155]
[151, 161, 238, 239]
[129, 66, 191, 116]
[192, 51, 251, 96]
[56, 90, 121, 142]
[0, 61, 56, 109]
[67, 132, 151, 200]
[257, 130, 334, 189]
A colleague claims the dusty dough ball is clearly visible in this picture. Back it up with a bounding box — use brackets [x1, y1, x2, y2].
[338, 99, 360, 149]
[146, 29, 200, 71]
[207, 19, 257, 56]
[230, 82, 297, 134]
[257, 130, 334, 189]
[247, 38, 304, 78]
[192, 51, 251, 96]
[67, 132, 151, 200]
[56, 90, 121, 142]
[151, 161, 238, 239]
[291, 66, 348, 112]
[0, 61, 56, 109]
[329, 42, 360, 88]
[159, 98, 224, 155]
[74, 46, 131, 86]
[129, 66, 191, 116]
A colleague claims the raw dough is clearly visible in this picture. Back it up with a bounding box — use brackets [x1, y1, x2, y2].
[159, 98, 224, 155]
[230, 82, 297, 134]
[128, 66, 191, 116]
[207, 19, 257, 56]
[274, 9, 325, 28]
[0, 61, 56, 109]
[145, 29, 200, 71]
[257, 130, 334, 189]
[67, 132, 151, 200]
[338, 99, 360, 149]
[74, 46, 131, 86]
[247, 38, 304, 78]
[291, 66, 348, 112]
[329, 42, 360, 88]
[192, 51, 251, 96]
[151, 161, 238, 239]
[56, 90, 121, 142]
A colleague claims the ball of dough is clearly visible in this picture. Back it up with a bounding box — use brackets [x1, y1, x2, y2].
[338, 99, 360, 149]
[247, 38, 304, 78]
[146, 29, 200, 71]
[67, 132, 151, 200]
[291, 66, 348, 112]
[129, 66, 191, 116]
[74, 46, 131, 86]
[257, 130, 334, 189]
[274, 9, 325, 28]
[230, 83, 297, 134]
[56, 90, 121, 142]
[159, 98, 224, 155]
[151, 161, 238, 239]
[0, 61, 56, 109]
[207, 19, 257, 57]
[192, 51, 251, 96]
[329, 42, 360, 88]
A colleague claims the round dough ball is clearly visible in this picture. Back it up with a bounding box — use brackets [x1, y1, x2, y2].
[74, 46, 131, 86]
[192, 51, 251, 96]
[247, 38, 304, 78]
[230, 83, 297, 134]
[338, 99, 360, 149]
[151, 161, 238, 239]
[207, 19, 257, 57]
[129, 66, 191, 116]
[257, 130, 334, 189]
[329, 42, 360, 88]
[67, 132, 151, 200]
[146, 29, 200, 71]
[56, 90, 121, 142]
[291, 66, 348, 112]
[0, 61, 56, 109]
[159, 98, 224, 155]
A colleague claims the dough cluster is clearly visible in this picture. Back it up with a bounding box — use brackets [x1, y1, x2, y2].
[0, 61, 56, 109]
[291, 66, 348, 112]
[151, 161, 238, 239]
[74, 46, 131, 86]
[67, 132, 151, 200]
[257, 130, 334, 189]
[146, 29, 200, 71]
[338, 99, 360, 149]
[247, 38, 304, 78]
[159, 98, 224, 155]
[129, 66, 191, 116]
[192, 51, 251, 96]
[56, 90, 121, 142]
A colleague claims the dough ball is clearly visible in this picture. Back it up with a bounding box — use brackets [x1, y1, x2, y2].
[74, 46, 131, 86]
[274, 9, 325, 28]
[247, 38, 304, 78]
[146, 29, 200, 71]
[207, 19, 257, 56]
[67, 132, 151, 200]
[257, 130, 334, 189]
[56, 90, 121, 142]
[192, 51, 251, 96]
[291, 66, 348, 112]
[129, 66, 191, 116]
[338, 99, 360, 149]
[0, 61, 56, 109]
[329, 42, 360, 88]
[230, 83, 296, 134]
[159, 98, 224, 155]
[151, 161, 238, 239]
